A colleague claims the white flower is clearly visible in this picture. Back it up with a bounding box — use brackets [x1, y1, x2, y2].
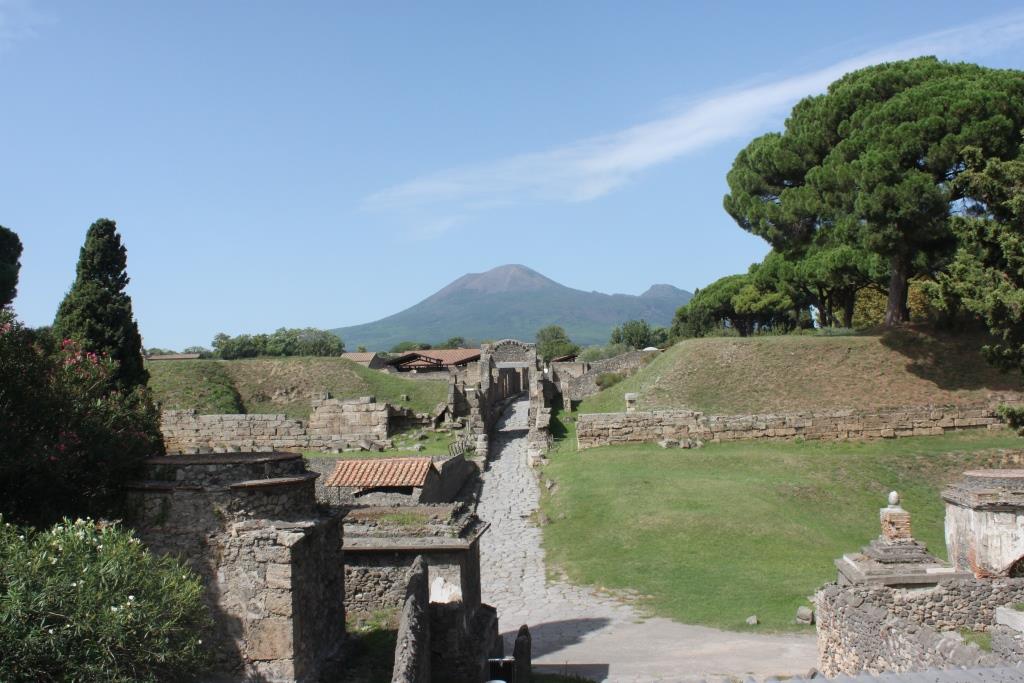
[48, 629, 54, 635]
[96, 544, 102, 550]
[128, 595, 135, 601]
[197, 639, 202, 644]
[110, 606, 118, 612]
[70, 582, 77, 588]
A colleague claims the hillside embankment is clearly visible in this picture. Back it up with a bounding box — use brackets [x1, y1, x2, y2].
[148, 357, 447, 420]
[578, 328, 1024, 415]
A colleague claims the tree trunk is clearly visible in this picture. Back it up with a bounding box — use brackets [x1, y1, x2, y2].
[884, 255, 910, 326]
[815, 287, 830, 327]
[842, 294, 856, 329]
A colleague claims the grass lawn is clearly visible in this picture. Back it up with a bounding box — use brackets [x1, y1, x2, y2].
[148, 357, 447, 420]
[577, 328, 1024, 415]
[540, 415, 1023, 632]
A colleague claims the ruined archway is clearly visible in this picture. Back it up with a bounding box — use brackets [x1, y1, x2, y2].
[481, 339, 537, 408]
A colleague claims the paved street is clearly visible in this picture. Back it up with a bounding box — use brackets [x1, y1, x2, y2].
[476, 398, 818, 683]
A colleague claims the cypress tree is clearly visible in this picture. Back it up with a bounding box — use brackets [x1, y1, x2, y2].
[54, 219, 148, 388]
[0, 225, 22, 308]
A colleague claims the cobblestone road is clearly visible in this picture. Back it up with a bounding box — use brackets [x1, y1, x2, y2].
[476, 398, 818, 683]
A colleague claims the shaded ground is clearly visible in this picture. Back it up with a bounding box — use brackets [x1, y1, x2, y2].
[477, 399, 818, 682]
[578, 328, 1024, 415]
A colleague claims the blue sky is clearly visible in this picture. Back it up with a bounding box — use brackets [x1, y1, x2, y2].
[5, 1, 1024, 349]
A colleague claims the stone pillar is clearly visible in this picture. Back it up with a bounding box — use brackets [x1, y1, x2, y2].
[625, 393, 638, 413]
[880, 490, 912, 542]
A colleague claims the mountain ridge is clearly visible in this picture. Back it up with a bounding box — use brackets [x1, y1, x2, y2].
[332, 264, 692, 350]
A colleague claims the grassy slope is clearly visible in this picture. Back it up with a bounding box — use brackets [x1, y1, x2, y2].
[578, 328, 1024, 414]
[540, 419, 1023, 631]
[148, 357, 447, 420]
[146, 359, 243, 413]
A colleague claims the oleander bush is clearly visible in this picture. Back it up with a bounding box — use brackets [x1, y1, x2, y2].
[0, 313, 163, 525]
[0, 517, 210, 682]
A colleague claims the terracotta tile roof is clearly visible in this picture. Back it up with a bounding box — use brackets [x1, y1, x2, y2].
[325, 457, 434, 488]
[390, 349, 481, 368]
[342, 352, 378, 363]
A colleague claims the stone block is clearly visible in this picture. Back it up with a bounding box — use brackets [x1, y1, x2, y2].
[247, 617, 295, 661]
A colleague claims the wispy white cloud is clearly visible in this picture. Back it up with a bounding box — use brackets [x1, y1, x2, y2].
[406, 215, 463, 241]
[0, 0, 52, 54]
[366, 12, 1024, 226]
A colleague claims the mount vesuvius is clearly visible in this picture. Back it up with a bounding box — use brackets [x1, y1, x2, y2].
[331, 265, 692, 351]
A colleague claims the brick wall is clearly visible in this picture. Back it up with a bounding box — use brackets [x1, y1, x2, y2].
[576, 403, 1016, 449]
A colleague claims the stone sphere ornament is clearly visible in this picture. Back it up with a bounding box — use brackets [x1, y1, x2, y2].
[888, 491, 900, 507]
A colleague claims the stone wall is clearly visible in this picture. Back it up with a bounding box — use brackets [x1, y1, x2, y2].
[161, 411, 308, 454]
[126, 453, 344, 682]
[576, 403, 1014, 449]
[161, 396, 434, 455]
[307, 395, 392, 445]
[564, 350, 656, 401]
[816, 581, 1015, 675]
[342, 505, 486, 616]
[392, 556, 431, 683]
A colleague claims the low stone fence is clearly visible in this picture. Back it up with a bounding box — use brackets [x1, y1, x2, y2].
[161, 396, 434, 454]
[392, 556, 431, 683]
[816, 581, 1020, 675]
[576, 403, 1015, 449]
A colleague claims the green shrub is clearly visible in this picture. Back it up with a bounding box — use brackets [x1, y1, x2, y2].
[0, 517, 210, 682]
[0, 314, 163, 525]
[578, 343, 630, 362]
[595, 372, 625, 390]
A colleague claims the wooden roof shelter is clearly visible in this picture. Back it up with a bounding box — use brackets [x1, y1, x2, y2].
[388, 348, 481, 372]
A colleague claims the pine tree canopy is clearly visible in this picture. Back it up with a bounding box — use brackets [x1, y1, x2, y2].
[724, 57, 1024, 326]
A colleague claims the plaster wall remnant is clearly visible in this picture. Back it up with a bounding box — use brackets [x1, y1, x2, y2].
[944, 470, 1024, 578]
[576, 401, 1019, 449]
[126, 453, 344, 683]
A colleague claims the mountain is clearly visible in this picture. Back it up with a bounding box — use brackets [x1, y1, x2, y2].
[332, 265, 692, 351]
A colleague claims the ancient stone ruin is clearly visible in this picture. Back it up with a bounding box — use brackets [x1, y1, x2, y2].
[126, 452, 344, 682]
[160, 394, 438, 455]
[576, 401, 1018, 449]
[816, 472, 1024, 676]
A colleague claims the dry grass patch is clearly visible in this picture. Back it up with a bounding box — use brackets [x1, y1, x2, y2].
[579, 328, 1024, 415]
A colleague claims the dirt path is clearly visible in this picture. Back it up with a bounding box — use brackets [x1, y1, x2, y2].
[476, 398, 818, 682]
